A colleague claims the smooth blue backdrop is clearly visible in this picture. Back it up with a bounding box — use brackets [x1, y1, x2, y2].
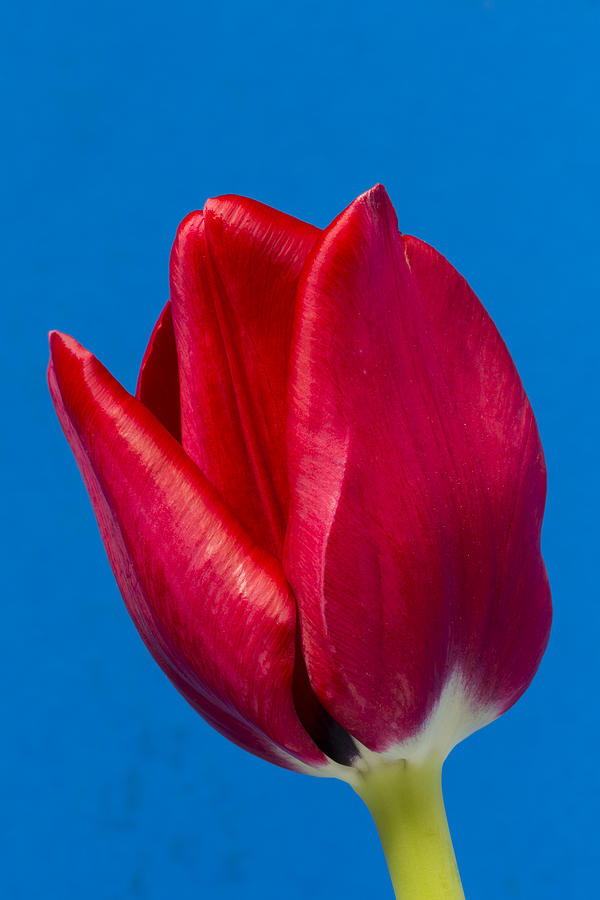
[3, 1, 598, 897]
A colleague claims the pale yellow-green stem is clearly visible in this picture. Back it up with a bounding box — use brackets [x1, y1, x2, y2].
[354, 757, 465, 900]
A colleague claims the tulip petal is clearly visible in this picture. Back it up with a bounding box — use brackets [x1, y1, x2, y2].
[285, 185, 551, 754]
[401, 233, 551, 716]
[48, 331, 327, 771]
[136, 300, 181, 442]
[170, 198, 319, 557]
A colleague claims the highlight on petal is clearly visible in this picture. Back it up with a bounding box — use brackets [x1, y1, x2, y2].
[136, 300, 181, 443]
[48, 331, 328, 772]
[285, 185, 551, 757]
[170, 198, 319, 558]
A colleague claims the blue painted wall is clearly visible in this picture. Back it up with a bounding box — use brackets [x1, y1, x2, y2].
[3, 1, 598, 897]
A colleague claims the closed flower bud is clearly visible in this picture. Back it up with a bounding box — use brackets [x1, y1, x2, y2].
[49, 185, 551, 899]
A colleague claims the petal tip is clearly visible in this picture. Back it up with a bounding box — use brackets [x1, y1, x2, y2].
[361, 182, 392, 208]
[48, 330, 74, 375]
[173, 209, 205, 249]
[338, 183, 398, 234]
[48, 330, 88, 369]
[48, 329, 66, 353]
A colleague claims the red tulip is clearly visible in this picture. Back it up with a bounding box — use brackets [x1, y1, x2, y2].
[48, 185, 551, 899]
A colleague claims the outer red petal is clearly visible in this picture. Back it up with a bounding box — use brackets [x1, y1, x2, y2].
[170, 198, 319, 558]
[285, 185, 551, 753]
[48, 331, 326, 771]
[136, 300, 181, 442]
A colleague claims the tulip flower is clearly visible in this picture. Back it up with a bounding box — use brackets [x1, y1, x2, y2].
[48, 185, 551, 899]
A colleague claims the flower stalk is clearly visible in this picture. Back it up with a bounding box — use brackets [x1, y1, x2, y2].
[355, 759, 465, 900]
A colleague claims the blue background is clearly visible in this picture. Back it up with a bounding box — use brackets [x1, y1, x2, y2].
[3, 1, 598, 897]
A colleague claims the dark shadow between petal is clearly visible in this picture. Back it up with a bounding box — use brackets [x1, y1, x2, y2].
[292, 617, 359, 767]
